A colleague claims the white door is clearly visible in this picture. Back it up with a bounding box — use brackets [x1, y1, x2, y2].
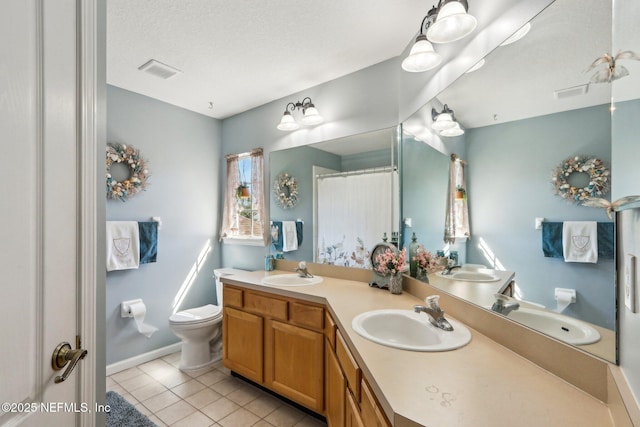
[0, 1, 100, 426]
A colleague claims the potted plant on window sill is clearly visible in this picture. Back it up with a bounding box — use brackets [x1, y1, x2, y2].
[236, 183, 250, 200]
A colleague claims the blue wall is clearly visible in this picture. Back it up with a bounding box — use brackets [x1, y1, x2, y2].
[465, 105, 613, 329]
[106, 86, 222, 365]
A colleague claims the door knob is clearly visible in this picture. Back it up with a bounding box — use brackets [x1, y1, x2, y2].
[51, 341, 88, 384]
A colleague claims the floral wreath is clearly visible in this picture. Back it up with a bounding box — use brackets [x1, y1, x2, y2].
[551, 155, 609, 203]
[273, 172, 298, 209]
[106, 143, 149, 201]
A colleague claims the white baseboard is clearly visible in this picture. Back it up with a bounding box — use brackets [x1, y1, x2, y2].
[106, 342, 182, 376]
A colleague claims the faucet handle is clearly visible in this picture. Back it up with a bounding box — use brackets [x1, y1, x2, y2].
[425, 295, 441, 310]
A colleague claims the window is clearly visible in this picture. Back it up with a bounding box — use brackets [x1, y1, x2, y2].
[220, 148, 265, 243]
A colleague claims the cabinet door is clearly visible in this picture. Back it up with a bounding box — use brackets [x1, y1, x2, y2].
[361, 379, 391, 427]
[265, 319, 324, 413]
[325, 340, 345, 427]
[345, 389, 365, 427]
[223, 307, 263, 383]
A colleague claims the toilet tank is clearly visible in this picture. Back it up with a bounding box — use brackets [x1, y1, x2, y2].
[213, 268, 248, 306]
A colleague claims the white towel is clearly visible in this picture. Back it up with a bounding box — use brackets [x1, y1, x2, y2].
[106, 221, 140, 271]
[282, 221, 298, 252]
[562, 221, 598, 263]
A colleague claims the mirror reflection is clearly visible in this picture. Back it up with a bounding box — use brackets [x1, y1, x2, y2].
[404, 0, 617, 362]
[269, 127, 400, 268]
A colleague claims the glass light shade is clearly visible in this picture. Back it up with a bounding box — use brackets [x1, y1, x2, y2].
[401, 36, 442, 72]
[440, 122, 465, 137]
[426, 1, 477, 44]
[432, 112, 456, 130]
[301, 106, 324, 126]
[277, 111, 300, 131]
[500, 22, 531, 46]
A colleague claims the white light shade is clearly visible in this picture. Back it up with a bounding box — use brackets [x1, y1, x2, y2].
[432, 112, 456, 130]
[401, 36, 442, 72]
[426, 1, 477, 44]
[277, 112, 300, 131]
[440, 122, 465, 137]
[301, 106, 324, 126]
[500, 22, 531, 46]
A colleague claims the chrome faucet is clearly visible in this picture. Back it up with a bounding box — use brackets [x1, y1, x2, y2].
[491, 294, 520, 315]
[442, 259, 461, 275]
[414, 295, 454, 331]
[295, 261, 314, 278]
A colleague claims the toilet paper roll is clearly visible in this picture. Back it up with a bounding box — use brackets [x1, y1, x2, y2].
[128, 300, 158, 338]
[555, 289, 574, 313]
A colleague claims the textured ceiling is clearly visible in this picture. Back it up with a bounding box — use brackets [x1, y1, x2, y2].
[107, 0, 428, 119]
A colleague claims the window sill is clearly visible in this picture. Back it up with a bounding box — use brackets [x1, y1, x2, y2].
[223, 237, 266, 247]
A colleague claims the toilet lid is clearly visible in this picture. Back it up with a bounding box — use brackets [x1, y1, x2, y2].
[169, 304, 222, 324]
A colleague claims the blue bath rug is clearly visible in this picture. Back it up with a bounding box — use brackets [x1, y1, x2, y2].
[106, 391, 156, 427]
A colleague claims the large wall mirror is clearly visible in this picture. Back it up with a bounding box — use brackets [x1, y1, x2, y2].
[404, 0, 618, 362]
[269, 128, 400, 268]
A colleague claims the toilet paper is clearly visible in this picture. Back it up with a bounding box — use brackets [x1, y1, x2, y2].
[122, 299, 158, 338]
[555, 288, 576, 313]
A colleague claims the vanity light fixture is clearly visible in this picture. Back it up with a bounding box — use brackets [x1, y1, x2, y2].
[432, 104, 465, 136]
[440, 122, 465, 137]
[276, 97, 324, 131]
[401, 1, 477, 73]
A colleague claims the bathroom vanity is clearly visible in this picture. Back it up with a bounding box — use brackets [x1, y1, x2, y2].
[220, 261, 630, 427]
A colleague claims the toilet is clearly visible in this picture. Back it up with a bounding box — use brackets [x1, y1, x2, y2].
[169, 268, 245, 371]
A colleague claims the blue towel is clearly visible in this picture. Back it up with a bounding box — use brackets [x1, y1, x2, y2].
[271, 221, 303, 251]
[138, 221, 158, 264]
[542, 221, 613, 260]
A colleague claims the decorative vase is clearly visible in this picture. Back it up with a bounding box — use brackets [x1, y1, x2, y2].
[409, 232, 419, 278]
[389, 273, 403, 294]
[417, 267, 429, 283]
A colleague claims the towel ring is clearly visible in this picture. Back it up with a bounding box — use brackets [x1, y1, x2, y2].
[106, 143, 150, 201]
[550, 155, 609, 204]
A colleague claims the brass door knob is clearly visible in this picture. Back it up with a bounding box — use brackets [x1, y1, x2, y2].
[51, 341, 87, 384]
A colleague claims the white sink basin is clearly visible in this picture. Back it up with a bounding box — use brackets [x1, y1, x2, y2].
[261, 273, 323, 287]
[437, 271, 500, 282]
[351, 309, 471, 352]
[503, 307, 600, 345]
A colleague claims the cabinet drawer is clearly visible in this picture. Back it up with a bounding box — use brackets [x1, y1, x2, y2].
[223, 286, 243, 308]
[336, 330, 361, 401]
[325, 311, 337, 350]
[245, 292, 288, 320]
[289, 301, 324, 330]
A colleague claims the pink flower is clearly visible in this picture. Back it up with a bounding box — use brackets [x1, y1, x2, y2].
[374, 248, 407, 275]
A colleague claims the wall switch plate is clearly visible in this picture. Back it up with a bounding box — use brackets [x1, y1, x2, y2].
[404, 218, 412, 227]
[624, 254, 637, 313]
[535, 217, 544, 230]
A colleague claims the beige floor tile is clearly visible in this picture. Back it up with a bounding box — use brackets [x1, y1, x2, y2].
[215, 365, 231, 376]
[225, 383, 262, 406]
[141, 389, 182, 413]
[200, 397, 240, 422]
[209, 377, 243, 396]
[129, 381, 168, 402]
[218, 407, 260, 427]
[170, 410, 215, 427]
[134, 402, 153, 416]
[106, 383, 125, 395]
[186, 365, 217, 378]
[196, 369, 228, 386]
[185, 388, 223, 409]
[264, 404, 307, 427]
[118, 373, 159, 393]
[148, 414, 168, 426]
[106, 376, 117, 388]
[243, 393, 283, 418]
[252, 420, 276, 427]
[155, 400, 197, 425]
[118, 392, 139, 406]
[161, 351, 181, 364]
[171, 379, 207, 398]
[111, 366, 144, 384]
[138, 358, 173, 375]
[154, 369, 192, 388]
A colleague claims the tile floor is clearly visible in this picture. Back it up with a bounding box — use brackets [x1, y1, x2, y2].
[107, 352, 327, 427]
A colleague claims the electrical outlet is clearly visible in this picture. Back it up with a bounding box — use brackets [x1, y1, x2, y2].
[625, 254, 637, 313]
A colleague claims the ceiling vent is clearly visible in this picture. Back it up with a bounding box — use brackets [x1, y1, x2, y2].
[554, 84, 589, 100]
[138, 59, 182, 80]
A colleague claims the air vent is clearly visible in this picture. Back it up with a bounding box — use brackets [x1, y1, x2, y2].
[554, 84, 589, 100]
[138, 59, 182, 80]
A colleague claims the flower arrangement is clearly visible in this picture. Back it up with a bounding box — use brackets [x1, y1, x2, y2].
[413, 246, 445, 274]
[106, 143, 149, 201]
[373, 247, 407, 275]
[273, 172, 299, 209]
[551, 155, 609, 203]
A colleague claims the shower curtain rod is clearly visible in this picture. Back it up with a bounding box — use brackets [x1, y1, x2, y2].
[316, 165, 397, 179]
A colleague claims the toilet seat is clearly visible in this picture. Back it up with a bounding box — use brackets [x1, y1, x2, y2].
[169, 304, 222, 325]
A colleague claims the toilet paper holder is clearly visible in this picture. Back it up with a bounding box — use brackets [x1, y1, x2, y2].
[121, 298, 143, 317]
[554, 288, 576, 303]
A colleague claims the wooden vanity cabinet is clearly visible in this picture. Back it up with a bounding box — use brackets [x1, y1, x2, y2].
[222, 284, 324, 413]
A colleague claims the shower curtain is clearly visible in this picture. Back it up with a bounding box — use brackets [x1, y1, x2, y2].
[316, 170, 398, 268]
